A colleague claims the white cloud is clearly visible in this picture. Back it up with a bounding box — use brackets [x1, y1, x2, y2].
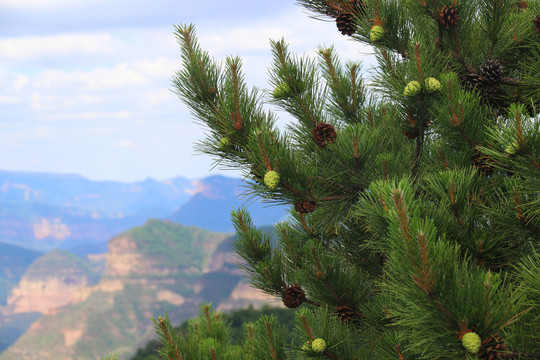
[38, 111, 131, 121]
[31, 58, 177, 92]
[33, 65, 146, 91]
[0, 33, 114, 60]
[0, 96, 22, 104]
[13, 75, 29, 89]
[133, 57, 179, 79]
[115, 140, 134, 148]
[145, 88, 173, 105]
[85, 64, 148, 90]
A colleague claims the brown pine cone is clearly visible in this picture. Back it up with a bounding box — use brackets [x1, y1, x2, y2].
[463, 72, 482, 91]
[478, 334, 508, 359]
[333, 305, 357, 323]
[480, 60, 504, 84]
[403, 128, 420, 139]
[534, 15, 540, 33]
[282, 285, 306, 308]
[312, 123, 337, 147]
[439, 5, 460, 28]
[473, 153, 496, 176]
[294, 200, 316, 214]
[514, 1, 527, 12]
[336, 13, 356, 36]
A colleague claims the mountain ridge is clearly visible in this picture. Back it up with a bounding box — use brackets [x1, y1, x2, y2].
[0, 220, 281, 360]
[0, 170, 288, 252]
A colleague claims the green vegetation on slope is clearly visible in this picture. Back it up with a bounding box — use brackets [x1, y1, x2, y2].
[0, 242, 42, 305]
[126, 219, 230, 269]
[0, 312, 42, 353]
[23, 248, 99, 283]
[130, 305, 296, 360]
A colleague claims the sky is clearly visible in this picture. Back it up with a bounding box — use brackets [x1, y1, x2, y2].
[0, 0, 376, 183]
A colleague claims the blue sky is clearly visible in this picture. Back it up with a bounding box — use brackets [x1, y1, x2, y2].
[0, 0, 375, 182]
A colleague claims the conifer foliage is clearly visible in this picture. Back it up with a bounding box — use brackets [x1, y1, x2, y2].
[154, 0, 539, 359]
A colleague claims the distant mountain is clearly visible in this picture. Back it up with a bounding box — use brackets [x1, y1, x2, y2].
[0, 170, 194, 252]
[0, 171, 289, 252]
[0, 170, 193, 219]
[0, 220, 281, 360]
[168, 176, 288, 232]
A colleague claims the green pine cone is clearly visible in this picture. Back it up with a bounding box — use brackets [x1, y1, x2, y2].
[462, 332, 482, 354]
[301, 341, 312, 351]
[219, 137, 230, 149]
[264, 171, 280, 189]
[404, 80, 421, 96]
[424, 77, 441, 92]
[370, 26, 384, 42]
[505, 141, 519, 155]
[312, 338, 327, 353]
[272, 82, 291, 100]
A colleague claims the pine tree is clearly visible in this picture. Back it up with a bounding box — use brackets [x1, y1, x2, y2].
[154, 1, 540, 359]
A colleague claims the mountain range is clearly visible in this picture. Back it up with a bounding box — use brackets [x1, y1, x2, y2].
[0, 220, 283, 360]
[0, 169, 289, 359]
[0, 170, 288, 253]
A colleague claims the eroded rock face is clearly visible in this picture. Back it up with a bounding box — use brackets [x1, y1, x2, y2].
[105, 236, 142, 277]
[6, 276, 92, 315]
[4, 250, 97, 315]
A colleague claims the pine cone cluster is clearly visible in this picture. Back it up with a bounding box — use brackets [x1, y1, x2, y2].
[439, 5, 460, 28]
[333, 305, 357, 323]
[294, 200, 317, 214]
[312, 123, 337, 147]
[478, 335, 508, 360]
[282, 285, 306, 308]
[534, 15, 540, 33]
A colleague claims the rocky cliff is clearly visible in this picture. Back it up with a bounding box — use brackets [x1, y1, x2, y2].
[4, 249, 99, 315]
[0, 220, 279, 360]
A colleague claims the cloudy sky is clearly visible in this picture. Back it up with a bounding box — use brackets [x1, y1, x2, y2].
[0, 0, 376, 183]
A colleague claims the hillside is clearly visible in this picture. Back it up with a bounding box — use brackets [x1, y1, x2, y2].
[4, 249, 99, 315]
[0, 220, 280, 360]
[0, 242, 42, 305]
